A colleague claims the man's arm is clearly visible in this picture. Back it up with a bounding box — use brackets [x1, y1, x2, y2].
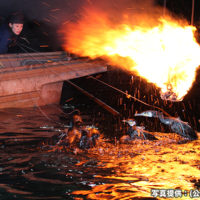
[0, 28, 10, 54]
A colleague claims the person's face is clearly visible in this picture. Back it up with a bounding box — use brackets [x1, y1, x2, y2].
[9, 23, 23, 35]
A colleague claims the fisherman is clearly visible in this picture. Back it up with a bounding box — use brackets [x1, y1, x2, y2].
[0, 12, 29, 54]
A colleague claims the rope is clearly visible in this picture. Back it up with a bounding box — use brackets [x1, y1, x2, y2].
[88, 75, 172, 117]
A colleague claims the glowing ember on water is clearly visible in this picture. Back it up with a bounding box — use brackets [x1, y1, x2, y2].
[61, 9, 200, 101]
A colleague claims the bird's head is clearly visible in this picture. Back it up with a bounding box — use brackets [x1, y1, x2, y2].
[72, 114, 83, 127]
[122, 119, 136, 127]
[134, 110, 161, 118]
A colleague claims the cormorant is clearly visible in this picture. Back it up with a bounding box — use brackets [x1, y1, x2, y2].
[59, 114, 100, 149]
[121, 119, 157, 141]
[134, 110, 198, 140]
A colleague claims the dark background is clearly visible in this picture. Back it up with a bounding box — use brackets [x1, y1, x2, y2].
[0, 0, 85, 51]
[1, 0, 200, 51]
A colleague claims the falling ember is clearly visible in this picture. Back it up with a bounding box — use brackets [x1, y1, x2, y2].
[61, 10, 200, 101]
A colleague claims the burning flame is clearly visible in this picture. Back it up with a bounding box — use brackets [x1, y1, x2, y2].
[62, 10, 200, 101]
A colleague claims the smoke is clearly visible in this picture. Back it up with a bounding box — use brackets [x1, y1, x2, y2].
[75, 0, 167, 27]
[60, 0, 175, 53]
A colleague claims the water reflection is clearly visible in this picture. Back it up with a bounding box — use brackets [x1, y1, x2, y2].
[0, 105, 199, 200]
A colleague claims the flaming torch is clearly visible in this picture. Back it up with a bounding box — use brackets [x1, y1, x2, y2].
[61, 9, 200, 101]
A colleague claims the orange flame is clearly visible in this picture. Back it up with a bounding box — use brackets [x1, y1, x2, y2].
[61, 10, 200, 100]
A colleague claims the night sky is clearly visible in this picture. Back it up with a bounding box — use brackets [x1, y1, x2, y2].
[0, 0, 200, 50]
[0, 1, 148, 25]
[157, 0, 200, 24]
[0, 0, 199, 26]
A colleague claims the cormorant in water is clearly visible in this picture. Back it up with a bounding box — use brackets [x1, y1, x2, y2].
[120, 119, 157, 143]
[60, 114, 100, 149]
[134, 110, 198, 140]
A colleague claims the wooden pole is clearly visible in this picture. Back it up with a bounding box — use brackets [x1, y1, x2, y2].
[191, 0, 195, 25]
[163, 0, 167, 17]
[66, 80, 120, 116]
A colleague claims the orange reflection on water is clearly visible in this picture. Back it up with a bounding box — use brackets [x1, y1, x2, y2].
[72, 134, 200, 199]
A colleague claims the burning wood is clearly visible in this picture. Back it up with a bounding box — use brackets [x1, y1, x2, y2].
[61, 8, 200, 101]
[160, 83, 178, 101]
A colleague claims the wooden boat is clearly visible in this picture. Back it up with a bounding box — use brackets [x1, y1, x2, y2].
[0, 51, 107, 108]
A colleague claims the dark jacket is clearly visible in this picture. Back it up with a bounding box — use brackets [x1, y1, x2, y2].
[0, 24, 17, 54]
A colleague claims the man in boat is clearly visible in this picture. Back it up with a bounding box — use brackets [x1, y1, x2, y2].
[0, 12, 29, 54]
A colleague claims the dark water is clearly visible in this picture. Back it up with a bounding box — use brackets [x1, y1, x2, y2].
[0, 67, 199, 200]
[0, 104, 199, 200]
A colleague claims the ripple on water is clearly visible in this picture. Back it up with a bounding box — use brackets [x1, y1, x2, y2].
[0, 106, 199, 199]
